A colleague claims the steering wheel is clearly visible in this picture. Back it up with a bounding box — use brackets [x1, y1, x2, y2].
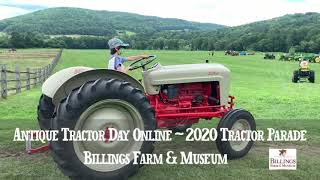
[129, 55, 157, 71]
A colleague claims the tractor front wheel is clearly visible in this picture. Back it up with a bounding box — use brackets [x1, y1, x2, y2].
[216, 109, 256, 159]
[309, 71, 315, 83]
[50, 78, 156, 180]
[292, 70, 299, 83]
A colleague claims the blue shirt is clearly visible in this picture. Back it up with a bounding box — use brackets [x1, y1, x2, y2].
[108, 55, 127, 70]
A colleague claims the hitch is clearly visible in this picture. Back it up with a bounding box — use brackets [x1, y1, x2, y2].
[26, 132, 49, 155]
[228, 95, 235, 109]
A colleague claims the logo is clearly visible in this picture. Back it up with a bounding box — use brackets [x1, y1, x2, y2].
[279, 149, 287, 156]
[269, 149, 296, 170]
[208, 71, 219, 75]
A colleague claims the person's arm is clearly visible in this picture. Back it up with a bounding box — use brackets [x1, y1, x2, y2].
[114, 57, 129, 73]
[116, 64, 129, 73]
[126, 55, 149, 61]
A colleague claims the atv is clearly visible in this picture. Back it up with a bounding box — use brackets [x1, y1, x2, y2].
[37, 55, 256, 179]
[292, 60, 315, 83]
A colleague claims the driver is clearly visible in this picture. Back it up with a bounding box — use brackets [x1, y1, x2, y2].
[108, 38, 148, 73]
[299, 59, 309, 69]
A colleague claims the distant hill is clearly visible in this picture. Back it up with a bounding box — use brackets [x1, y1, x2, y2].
[0, 7, 225, 36]
[0, 8, 319, 53]
[176, 12, 320, 52]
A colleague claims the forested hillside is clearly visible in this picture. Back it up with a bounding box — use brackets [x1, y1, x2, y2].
[0, 7, 319, 53]
[0, 7, 224, 35]
[194, 12, 320, 52]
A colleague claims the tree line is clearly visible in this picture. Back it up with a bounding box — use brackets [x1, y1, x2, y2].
[0, 32, 110, 49]
[1, 9, 320, 53]
[1, 29, 319, 53]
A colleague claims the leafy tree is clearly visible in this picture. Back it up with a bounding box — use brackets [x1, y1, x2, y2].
[289, 47, 296, 55]
[0, 34, 10, 47]
[9, 31, 26, 48]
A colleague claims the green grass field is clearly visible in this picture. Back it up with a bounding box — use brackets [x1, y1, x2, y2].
[0, 49, 59, 69]
[0, 49, 320, 179]
[0, 49, 60, 95]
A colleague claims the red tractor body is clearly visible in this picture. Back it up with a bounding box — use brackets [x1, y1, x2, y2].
[147, 82, 234, 128]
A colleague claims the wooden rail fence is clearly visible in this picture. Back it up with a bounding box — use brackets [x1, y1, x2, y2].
[0, 49, 63, 99]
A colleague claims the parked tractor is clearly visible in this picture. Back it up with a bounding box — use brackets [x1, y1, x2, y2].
[247, 52, 255, 55]
[279, 53, 299, 61]
[302, 54, 317, 63]
[292, 60, 315, 83]
[225, 50, 239, 56]
[239, 51, 247, 56]
[279, 53, 289, 61]
[37, 56, 256, 179]
[280, 53, 319, 63]
[264, 53, 275, 60]
[316, 56, 320, 63]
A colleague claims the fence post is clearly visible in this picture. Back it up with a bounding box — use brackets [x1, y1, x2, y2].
[43, 67, 46, 80]
[41, 68, 45, 83]
[33, 69, 37, 88]
[46, 65, 49, 79]
[15, 66, 21, 93]
[38, 68, 42, 84]
[1, 65, 7, 99]
[49, 64, 52, 75]
[47, 64, 51, 75]
[44, 66, 47, 80]
[26, 68, 30, 90]
[49, 63, 53, 74]
[39, 68, 42, 84]
[35, 68, 40, 85]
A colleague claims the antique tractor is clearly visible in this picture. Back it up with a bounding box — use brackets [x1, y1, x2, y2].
[316, 56, 320, 63]
[37, 56, 256, 179]
[264, 53, 275, 60]
[225, 50, 239, 56]
[292, 60, 315, 83]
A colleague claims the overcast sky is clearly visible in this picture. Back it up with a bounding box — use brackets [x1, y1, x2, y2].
[0, 0, 319, 26]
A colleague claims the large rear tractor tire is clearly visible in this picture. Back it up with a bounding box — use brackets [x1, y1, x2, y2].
[216, 109, 256, 159]
[50, 78, 156, 180]
[309, 71, 315, 83]
[37, 94, 55, 130]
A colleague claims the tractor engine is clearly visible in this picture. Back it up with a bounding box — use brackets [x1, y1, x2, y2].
[147, 82, 221, 128]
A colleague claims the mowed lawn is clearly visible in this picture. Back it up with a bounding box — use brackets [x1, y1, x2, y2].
[0, 49, 320, 179]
